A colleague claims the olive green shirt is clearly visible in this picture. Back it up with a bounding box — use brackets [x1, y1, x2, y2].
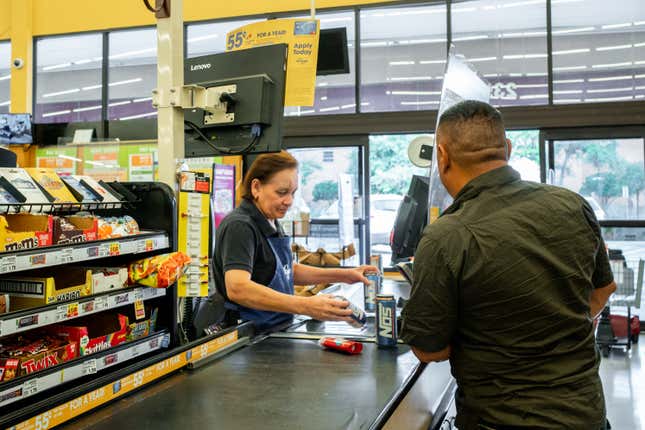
[401, 166, 613, 429]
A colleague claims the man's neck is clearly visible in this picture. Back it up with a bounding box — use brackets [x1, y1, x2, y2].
[452, 161, 508, 196]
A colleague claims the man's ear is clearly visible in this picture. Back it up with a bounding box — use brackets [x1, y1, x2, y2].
[437, 143, 450, 174]
[505, 138, 512, 161]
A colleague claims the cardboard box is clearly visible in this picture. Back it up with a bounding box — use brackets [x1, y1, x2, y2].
[0, 213, 53, 251]
[90, 267, 128, 294]
[0, 268, 92, 309]
[126, 307, 158, 341]
[25, 168, 78, 203]
[53, 215, 98, 245]
[0, 337, 77, 380]
[50, 313, 128, 356]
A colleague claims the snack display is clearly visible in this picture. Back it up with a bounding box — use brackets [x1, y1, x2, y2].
[53, 214, 98, 244]
[128, 252, 191, 288]
[0, 332, 78, 380]
[25, 168, 77, 203]
[48, 313, 128, 356]
[97, 215, 140, 239]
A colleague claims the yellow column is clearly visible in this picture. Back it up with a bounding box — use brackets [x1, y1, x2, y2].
[9, 0, 33, 114]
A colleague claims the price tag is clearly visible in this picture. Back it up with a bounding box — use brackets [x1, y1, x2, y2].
[95, 296, 108, 311]
[82, 359, 97, 375]
[136, 240, 146, 253]
[29, 253, 46, 266]
[67, 303, 79, 318]
[87, 246, 99, 258]
[0, 255, 17, 274]
[109, 242, 121, 256]
[145, 239, 154, 251]
[60, 248, 74, 264]
[22, 378, 39, 397]
[81, 300, 95, 314]
[134, 300, 146, 320]
[134, 289, 144, 301]
[0, 320, 3, 336]
[56, 305, 68, 321]
[99, 245, 109, 258]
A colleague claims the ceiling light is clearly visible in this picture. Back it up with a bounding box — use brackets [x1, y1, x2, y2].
[42, 110, 71, 118]
[320, 96, 328, 101]
[552, 26, 595, 35]
[553, 90, 583, 94]
[635, 86, 645, 90]
[317, 82, 329, 87]
[300, 110, 316, 115]
[587, 87, 634, 93]
[398, 38, 446, 45]
[361, 102, 370, 106]
[469, 57, 497, 62]
[42, 88, 81, 98]
[42, 62, 72, 71]
[73, 105, 102, 112]
[526, 72, 548, 76]
[419, 59, 447, 64]
[0, 101, 10, 106]
[553, 65, 587, 71]
[360, 41, 389, 47]
[601, 23, 632, 30]
[341, 104, 356, 109]
[553, 79, 584, 83]
[586, 96, 634, 102]
[84, 160, 105, 167]
[520, 94, 548, 99]
[319, 106, 340, 112]
[503, 53, 547, 59]
[452, 35, 488, 42]
[82, 84, 102, 91]
[592, 62, 633, 69]
[588, 75, 633, 82]
[501, 31, 547, 38]
[133, 97, 153, 103]
[483, 73, 499, 77]
[0, 75, 10, 81]
[554, 98, 582, 103]
[502, 0, 545, 8]
[596, 44, 633, 51]
[389, 61, 416, 66]
[74, 59, 93, 65]
[400, 101, 440, 105]
[108, 100, 132, 107]
[108, 78, 143, 87]
[119, 111, 158, 120]
[553, 48, 590, 55]
[515, 84, 548, 88]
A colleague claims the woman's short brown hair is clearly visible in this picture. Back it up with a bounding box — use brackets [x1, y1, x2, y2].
[241, 150, 298, 200]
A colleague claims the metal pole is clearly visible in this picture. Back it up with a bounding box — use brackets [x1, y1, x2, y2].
[156, 0, 185, 187]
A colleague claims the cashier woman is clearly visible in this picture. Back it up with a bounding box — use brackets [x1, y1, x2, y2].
[212, 151, 378, 332]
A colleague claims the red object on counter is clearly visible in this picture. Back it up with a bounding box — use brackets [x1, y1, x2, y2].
[318, 337, 363, 355]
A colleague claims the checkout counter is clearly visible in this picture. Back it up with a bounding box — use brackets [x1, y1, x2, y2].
[59, 280, 456, 430]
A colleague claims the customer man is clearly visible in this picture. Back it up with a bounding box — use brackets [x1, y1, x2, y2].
[400, 100, 616, 430]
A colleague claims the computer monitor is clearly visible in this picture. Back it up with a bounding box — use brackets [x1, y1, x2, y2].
[390, 175, 430, 263]
[0, 113, 33, 145]
[184, 44, 288, 156]
[317, 28, 350, 76]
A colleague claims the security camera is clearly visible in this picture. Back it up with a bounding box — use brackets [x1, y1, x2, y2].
[12, 58, 24, 69]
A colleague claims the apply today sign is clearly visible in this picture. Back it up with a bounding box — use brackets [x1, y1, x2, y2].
[226, 18, 320, 107]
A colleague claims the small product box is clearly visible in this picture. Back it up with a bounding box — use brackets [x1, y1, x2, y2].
[0, 213, 53, 251]
[49, 313, 128, 356]
[126, 307, 158, 341]
[0, 268, 92, 309]
[90, 267, 128, 294]
[25, 168, 78, 203]
[53, 215, 98, 245]
[0, 168, 52, 212]
[0, 335, 78, 380]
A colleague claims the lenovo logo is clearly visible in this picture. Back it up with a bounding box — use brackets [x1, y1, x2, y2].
[378, 303, 393, 338]
[190, 63, 211, 71]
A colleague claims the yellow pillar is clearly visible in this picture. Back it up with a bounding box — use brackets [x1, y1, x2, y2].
[9, 0, 33, 114]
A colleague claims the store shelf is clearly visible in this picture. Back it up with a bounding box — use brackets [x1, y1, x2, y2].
[0, 286, 167, 337]
[0, 231, 170, 275]
[0, 330, 170, 409]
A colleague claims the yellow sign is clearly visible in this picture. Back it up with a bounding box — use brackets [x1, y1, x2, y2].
[226, 18, 320, 107]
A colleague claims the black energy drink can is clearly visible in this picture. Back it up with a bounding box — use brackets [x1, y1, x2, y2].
[376, 294, 397, 348]
[334, 295, 367, 328]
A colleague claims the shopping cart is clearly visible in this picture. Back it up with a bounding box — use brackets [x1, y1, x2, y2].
[595, 258, 643, 357]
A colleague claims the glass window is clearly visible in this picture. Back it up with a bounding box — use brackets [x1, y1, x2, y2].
[552, 138, 645, 220]
[452, 0, 548, 107]
[0, 42, 10, 114]
[360, 3, 447, 112]
[369, 134, 429, 266]
[552, 0, 645, 104]
[108, 28, 157, 121]
[288, 147, 361, 266]
[186, 19, 259, 58]
[35, 34, 103, 123]
[507, 130, 540, 181]
[284, 11, 356, 117]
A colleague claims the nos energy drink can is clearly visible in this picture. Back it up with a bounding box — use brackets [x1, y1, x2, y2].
[376, 294, 397, 348]
[364, 272, 380, 312]
[334, 295, 367, 328]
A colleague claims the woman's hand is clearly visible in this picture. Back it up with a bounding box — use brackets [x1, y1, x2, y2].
[342, 265, 380, 284]
[301, 294, 354, 322]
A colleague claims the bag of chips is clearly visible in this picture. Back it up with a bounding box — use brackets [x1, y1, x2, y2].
[128, 252, 191, 288]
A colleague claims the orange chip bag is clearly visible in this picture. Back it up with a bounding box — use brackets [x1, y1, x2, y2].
[128, 252, 191, 288]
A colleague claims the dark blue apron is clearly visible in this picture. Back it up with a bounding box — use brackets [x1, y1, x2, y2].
[226, 235, 294, 332]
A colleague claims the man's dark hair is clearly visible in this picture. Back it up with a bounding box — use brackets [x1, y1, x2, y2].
[437, 100, 507, 166]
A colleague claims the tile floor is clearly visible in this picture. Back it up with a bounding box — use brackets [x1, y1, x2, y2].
[601, 335, 644, 430]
